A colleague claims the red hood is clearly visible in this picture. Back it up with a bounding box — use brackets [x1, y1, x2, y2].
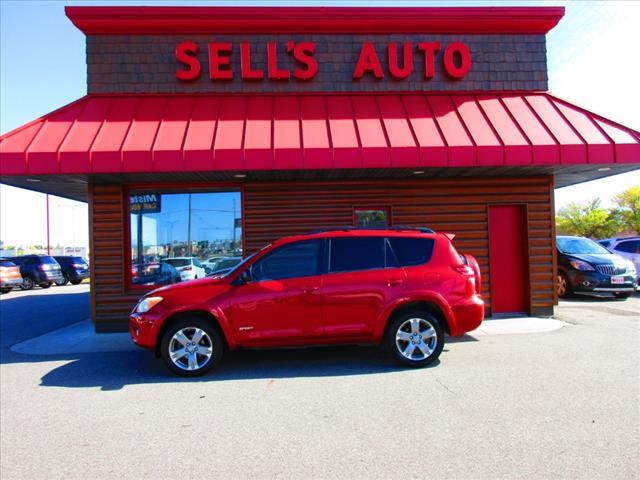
[146, 276, 232, 305]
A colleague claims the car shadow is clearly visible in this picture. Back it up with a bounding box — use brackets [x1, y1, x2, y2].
[34, 345, 442, 391]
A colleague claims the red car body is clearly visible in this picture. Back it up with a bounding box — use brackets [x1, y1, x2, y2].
[130, 230, 484, 360]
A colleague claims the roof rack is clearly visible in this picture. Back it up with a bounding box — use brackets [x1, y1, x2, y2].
[307, 226, 435, 234]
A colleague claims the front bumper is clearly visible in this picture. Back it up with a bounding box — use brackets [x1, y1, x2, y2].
[129, 311, 164, 350]
[567, 270, 637, 294]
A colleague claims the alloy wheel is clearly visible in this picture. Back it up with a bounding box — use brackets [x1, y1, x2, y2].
[557, 274, 567, 297]
[395, 318, 438, 361]
[168, 327, 214, 371]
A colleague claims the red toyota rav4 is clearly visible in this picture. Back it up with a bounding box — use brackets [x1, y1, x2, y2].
[130, 228, 484, 376]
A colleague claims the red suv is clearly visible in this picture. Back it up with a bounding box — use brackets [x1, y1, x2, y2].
[130, 228, 484, 376]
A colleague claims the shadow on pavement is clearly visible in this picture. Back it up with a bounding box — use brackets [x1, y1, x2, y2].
[34, 345, 439, 391]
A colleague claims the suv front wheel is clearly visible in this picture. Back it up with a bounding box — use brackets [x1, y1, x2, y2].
[385, 310, 444, 367]
[160, 318, 224, 377]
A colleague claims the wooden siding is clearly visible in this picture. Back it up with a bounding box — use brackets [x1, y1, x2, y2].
[89, 176, 555, 331]
[242, 176, 555, 317]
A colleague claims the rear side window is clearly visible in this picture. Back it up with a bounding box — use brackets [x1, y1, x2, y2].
[388, 237, 435, 267]
[615, 240, 639, 253]
[329, 237, 388, 273]
[0, 260, 16, 267]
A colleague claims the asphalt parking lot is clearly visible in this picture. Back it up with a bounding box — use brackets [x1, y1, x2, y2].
[1, 286, 638, 479]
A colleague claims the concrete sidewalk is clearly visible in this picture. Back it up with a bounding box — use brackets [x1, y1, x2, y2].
[10, 316, 566, 356]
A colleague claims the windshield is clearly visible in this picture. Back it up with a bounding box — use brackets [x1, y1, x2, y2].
[557, 237, 610, 255]
[162, 259, 190, 268]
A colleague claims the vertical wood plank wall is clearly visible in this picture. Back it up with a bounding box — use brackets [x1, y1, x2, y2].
[90, 176, 555, 332]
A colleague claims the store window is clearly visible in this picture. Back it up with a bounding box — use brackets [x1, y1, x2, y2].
[129, 189, 242, 286]
[354, 207, 390, 228]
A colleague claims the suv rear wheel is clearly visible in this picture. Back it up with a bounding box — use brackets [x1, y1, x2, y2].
[160, 318, 224, 377]
[385, 310, 444, 367]
[21, 276, 35, 290]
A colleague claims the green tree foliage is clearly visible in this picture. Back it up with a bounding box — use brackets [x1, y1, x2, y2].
[556, 198, 621, 239]
[614, 185, 640, 234]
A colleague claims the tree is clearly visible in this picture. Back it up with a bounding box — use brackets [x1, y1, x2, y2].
[556, 198, 621, 239]
[614, 185, 640, 234]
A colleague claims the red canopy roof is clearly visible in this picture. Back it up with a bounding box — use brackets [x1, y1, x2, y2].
[1, 92, 639, 176]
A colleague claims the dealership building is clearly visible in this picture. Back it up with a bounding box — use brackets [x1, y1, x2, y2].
[1, 6, 639, 332]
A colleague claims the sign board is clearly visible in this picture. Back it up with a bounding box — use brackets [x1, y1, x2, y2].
[130, 194, 162, 214]
[234, 218, 242, 228]
[175, 40, 472, 82]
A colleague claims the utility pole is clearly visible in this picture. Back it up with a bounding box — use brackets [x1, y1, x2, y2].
[232, 197, 236, 249]
[187, 193, 192, 256]
[46, 194, 51, 255]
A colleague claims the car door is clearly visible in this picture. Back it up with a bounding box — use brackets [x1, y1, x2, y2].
[320, 236, 406, 339]
[227, 239, 325, 345]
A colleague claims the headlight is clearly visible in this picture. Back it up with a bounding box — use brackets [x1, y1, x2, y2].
[625, 260, 637, 274]
[135, 296, 163, 313]
[569, 259, 595, 271]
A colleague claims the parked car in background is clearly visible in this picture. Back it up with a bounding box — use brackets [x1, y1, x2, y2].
[8, 255, 64, 290]
[557, 236, 637, 299]
[161, 257, 206, 282]
[53, 256, 90, 286]
[204, 256, 243, 277]
[130, 228, 484, 376]
[201, 256, 225, 274]
[598, 237, 640, 282]
[0, 258, 23, 293]
[132, 262, 182, 286]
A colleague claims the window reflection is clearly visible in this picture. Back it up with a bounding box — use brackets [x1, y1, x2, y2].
[130, 190, 242, 286]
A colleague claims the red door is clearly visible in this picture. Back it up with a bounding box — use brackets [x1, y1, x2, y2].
[227, 239, 324, 345]
[488, 205, 529, 314]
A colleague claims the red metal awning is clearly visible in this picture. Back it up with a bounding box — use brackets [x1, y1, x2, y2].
[1, 92, 639, 176]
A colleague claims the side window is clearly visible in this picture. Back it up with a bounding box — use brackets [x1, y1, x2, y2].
[615, 240, 639, 253]
[252, 240, 322, 281]
[388, 237, 436, 266]
[329, 237, 387, 273]
[193, 259, 203, 268]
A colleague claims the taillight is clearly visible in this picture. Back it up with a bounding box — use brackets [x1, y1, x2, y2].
[183, 266, 192, 271]
[456, 254, 482, 295]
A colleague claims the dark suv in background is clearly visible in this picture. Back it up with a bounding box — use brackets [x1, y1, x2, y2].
[53, 256, 90, 285]
[9, 255, 65, 290]
[557, 236, 637, 299]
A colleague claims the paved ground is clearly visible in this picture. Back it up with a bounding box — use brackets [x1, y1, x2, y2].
[0, 286, 638, 479]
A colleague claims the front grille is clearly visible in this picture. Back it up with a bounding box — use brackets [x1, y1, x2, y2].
[595, 264, 626, 276]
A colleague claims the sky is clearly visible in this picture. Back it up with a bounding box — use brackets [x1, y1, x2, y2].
[1, 0, 639, 248]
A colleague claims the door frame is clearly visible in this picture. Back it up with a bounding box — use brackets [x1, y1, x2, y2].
[487, 203, 531, 316]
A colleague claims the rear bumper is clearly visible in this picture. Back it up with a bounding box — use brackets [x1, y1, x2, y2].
[449, 294, 485, 336]
[69, 270, 90, 281]
[0, 277, 23, 288]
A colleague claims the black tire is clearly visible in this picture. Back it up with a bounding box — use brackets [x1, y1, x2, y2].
[0, 288, 11, 294]
[21, 277, 35, 290]
[385, 309, 445, 368]
[39, 282, 52, 289]
[55, 277, 69, 286]
[160, 317, 224, 377]
[614, 292, 632, 300]
[70, 279, 83, 285]
[557, 272, 572, 298]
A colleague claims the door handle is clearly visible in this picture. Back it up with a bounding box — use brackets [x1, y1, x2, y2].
[303, 285, 319, 294]
[387, 278, 403, 287]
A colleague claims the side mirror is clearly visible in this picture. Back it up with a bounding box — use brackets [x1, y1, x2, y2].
[236, 269, 252, 285]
